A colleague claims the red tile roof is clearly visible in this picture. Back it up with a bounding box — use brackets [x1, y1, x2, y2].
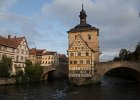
[29, 48, 37, 55]
[43, 51, 56, 55]
[29, 48, 46, 56]
[0, 36, 24, 48]
[36, 49, 46, 56]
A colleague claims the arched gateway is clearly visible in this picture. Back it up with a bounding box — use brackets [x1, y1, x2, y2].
[41, 63, 68, 80]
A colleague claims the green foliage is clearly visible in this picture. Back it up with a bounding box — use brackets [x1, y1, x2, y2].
[134, 42, 140, 60]
[113, 42, 140, 61]
[119, 49, 129, 61]
[0, 55, 12, 78]
[25, 59, 33, 66]
[24, 60, 43, 82]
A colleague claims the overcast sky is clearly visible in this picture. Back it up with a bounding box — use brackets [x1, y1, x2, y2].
[0, 0, 140, 61]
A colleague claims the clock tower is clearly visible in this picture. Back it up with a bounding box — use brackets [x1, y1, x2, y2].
[67, 5, 100, 85]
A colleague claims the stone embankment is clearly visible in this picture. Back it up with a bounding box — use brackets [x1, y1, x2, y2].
[0, 78, 16, 85]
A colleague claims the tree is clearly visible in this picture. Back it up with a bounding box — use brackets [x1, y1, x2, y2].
[0, 55, 12, 78]
[24, 60, 43, 82]
[113, 56, 120, 61]
[134, 42, 140, 60]
[25, 59, 33, 66]
[119, 49, 129, 61]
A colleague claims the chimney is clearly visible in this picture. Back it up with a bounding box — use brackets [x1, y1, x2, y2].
[8, 35, 11, 39]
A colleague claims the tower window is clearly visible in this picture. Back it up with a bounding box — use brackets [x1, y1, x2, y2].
[88, 34, 91, 40]
[75, 35, 78, 39]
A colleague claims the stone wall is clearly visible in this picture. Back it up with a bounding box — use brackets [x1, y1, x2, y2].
[0, 78, 16, 85]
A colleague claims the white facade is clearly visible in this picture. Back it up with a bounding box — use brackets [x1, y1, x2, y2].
[0, 36, 29, 75]
[41, 52, 59, 67]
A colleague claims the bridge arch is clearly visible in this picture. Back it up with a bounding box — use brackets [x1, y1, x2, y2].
[42, 69, 68, 80]
[97, 61, 140, 75]
[104, 66, 140, 81]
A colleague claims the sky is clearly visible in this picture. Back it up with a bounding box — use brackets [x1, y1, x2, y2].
[0, 0, 140, 61]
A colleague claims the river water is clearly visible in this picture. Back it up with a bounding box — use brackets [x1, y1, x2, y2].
[0, 76, 140, 100]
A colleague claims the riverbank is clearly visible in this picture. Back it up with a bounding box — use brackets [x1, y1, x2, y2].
[0, 78, 16, 85]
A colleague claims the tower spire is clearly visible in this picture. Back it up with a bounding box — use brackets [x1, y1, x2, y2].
[82, 4, 84, 11]
[79, 4, 87, 24]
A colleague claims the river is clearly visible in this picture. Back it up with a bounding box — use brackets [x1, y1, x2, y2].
[0, 76, 140, 100]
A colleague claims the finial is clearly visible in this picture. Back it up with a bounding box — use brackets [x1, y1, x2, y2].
[82, 4, 84, 11]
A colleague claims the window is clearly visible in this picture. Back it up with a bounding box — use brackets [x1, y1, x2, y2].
[75, 35, 78, 39]
[86, 52, 89, 56]
[21, 56, 23, 61]
[70, 61, 73, 64]
[88, 34, 91, 40]
[16, 56, 19, 61]
[48, 56, 50, 59]
[74, 60, 77, 64]
[80, 60, 83, 64]
[87, 60, 90, 64]
[78, 52, 81, 56]
[70, 53, 74, 56]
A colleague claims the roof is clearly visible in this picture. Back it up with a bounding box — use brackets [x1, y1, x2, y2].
[59, 54, 67, 61]
[29, 48, 37, 55]
[43, 51, 56, 55]
[68, 24, 99, 33]
[36, 49, 46, 56]
[0, 35, 24, 48]
[67, 5, 99, 33]
[29, 48, 46, 56]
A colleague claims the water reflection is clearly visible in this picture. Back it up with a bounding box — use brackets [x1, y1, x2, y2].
[0, 76, 140, 100]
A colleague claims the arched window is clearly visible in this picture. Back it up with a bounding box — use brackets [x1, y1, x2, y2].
[88, 34, 91, 40]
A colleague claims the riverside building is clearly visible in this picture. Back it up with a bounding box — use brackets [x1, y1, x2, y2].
[67, 5, 100, 85]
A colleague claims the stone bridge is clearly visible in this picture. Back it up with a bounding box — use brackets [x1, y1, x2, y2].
[96, 61, 140, 76]
[41, 63, 68, 80]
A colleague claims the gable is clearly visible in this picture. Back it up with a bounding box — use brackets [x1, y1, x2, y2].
[69, 34, 91, 51]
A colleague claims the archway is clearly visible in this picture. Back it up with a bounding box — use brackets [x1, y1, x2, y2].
[42, 70, 68, 80]
[104, 67, 140, 81]
[47, 70, 68, 80]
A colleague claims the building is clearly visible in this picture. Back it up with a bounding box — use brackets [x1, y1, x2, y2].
[29, 48, 59, 67]
[0, 35, 29, 75]
[58, 54, 67, 64]
[41, 51, 59, 67]
[67, 5, 100, 85]
[29, 48, 46, 65]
